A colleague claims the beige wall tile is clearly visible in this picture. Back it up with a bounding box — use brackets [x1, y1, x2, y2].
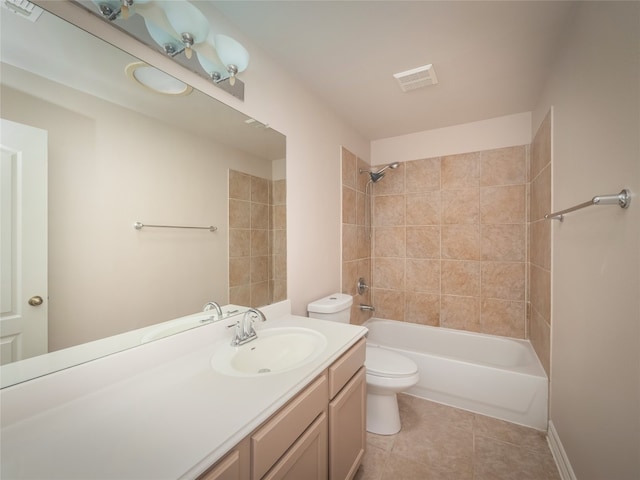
[251, 176, 269, 204]
[531, 111, 551, 180]
[229, 228, 251, 258]
[405, 292, 440, 326]
[441, 188, 480, 224]
[374, 226, 405, 257]
[529, 307, 551, 376]
[481, 299, 525, 338]
[481, 224, 526, 262]
[229, 257, 250, 287]
[442, 224, 480, 260]
[251, 202, 269, 229]
[372, 288, 405, 320]
[530, 164, 551, 222]
[530, 264, 551, 323]
[357, 157, 371, 193]
[342, 146, 357, 189]
[406, 192, 441, 225]
[356, 191, 366, 226]
[530, 219, 551, 270]
[405, 157, 441, 193]
[343, 186, 357, 224]
[357, 226, 371, 260]
[251, 229, 269, 256]
[229, 199, 251, 228]
[229, 169, 251, 200]
[482, 262, 526, 301]
[374, 194, 406, 226]
[406, 226, 440, 259]
[441, 295, 481, 332]
[342, 223, 358, 262]
[480, 145, 527, 186]
[406, 258, 440, 293]
[229, 285, 250, 306]
[442, 260, 480, 296]
[373, 257, 405, 290]
[342, 260, 358, 297]
[480, 185, 526, 224]
[442, 152, 480, 189]
[251, 281, 270, 307]
[251, 255, 269, 283]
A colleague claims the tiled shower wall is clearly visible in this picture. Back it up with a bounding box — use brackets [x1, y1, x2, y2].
[529, 112, 552, 374]
[229, 169, 287, 308]
[342, 145, 531, 339]
[341, 148, 374, 324]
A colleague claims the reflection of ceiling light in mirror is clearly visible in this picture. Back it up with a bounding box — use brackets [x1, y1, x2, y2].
[125, 62, 192, 96]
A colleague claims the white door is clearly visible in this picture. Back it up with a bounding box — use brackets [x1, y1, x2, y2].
[0, 119, 48, 364]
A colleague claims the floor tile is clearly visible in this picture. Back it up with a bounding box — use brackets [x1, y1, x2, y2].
[357, 394, 560, 480]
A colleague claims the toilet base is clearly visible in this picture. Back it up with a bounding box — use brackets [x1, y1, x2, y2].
[366, 391, 401, 435]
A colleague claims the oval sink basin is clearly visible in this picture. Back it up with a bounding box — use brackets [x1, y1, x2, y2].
[211, 327, 327, 376]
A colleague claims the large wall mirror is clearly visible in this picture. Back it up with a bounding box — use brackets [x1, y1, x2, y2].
[0, 3, 286, 387]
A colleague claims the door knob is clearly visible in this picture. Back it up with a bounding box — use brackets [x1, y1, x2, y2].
[28, 296, 44, 306]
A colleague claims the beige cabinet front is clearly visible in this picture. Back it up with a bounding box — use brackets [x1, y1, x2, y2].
[262, 412, 328, 480]
[329, 367, 366, 480]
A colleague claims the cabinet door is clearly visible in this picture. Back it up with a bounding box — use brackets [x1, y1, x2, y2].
[262, 412, 328, 480]
[329, 367, 366, 480]
[199, 438, 250, 480]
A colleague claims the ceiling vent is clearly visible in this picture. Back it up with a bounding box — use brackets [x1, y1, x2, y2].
[393, 64, 438, 92]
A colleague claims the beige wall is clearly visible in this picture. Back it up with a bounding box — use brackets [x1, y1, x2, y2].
[533, 2, 640, 478]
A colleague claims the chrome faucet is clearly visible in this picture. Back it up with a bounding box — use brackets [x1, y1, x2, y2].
[231, 308, 266, 346]
[202, 301, 223, 321]
[359, 304, 375, 312]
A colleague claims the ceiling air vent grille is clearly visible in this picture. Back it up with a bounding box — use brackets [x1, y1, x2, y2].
[393, 64, 438, 92]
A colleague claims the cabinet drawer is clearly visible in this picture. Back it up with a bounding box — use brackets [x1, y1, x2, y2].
[328, 338, 365, 399]
[199, 438, 250, 480]
[252, 373, 328, 480]
[262, 412, 328, 480]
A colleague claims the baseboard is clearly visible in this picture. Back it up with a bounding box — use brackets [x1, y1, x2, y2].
[547, 420, 577, 480]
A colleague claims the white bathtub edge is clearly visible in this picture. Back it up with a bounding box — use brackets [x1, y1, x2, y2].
[547, 420, 577, 480]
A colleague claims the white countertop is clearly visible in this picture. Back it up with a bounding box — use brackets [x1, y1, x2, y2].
[0, 302, 367, 479]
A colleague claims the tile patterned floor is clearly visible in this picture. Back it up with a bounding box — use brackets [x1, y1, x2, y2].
[354, 394, 561, 480]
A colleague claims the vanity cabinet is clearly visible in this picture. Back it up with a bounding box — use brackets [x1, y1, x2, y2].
[198, 338, 365, 480]
[328, 339, 366, 480]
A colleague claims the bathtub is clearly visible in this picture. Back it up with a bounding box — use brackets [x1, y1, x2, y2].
[364, 318, 548, 430]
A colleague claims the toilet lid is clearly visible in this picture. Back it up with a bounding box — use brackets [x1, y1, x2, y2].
[366, 346, 418, 378]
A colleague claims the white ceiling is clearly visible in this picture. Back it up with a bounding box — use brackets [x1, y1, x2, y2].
[210, 1, 578, 141]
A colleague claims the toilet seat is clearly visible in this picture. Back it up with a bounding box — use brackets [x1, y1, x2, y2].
[366, 346, 418, 378]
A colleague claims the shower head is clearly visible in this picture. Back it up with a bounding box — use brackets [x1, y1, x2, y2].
[360, 162, 400, 183]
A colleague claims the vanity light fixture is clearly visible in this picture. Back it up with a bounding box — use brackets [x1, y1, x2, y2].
[86, 0, 250, 97]
[125, 61, 193, 96]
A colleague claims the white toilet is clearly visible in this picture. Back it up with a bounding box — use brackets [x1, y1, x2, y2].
[307, 293, 419, 435]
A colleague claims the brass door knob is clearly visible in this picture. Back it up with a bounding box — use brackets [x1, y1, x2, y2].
[28, 296, 44, 306]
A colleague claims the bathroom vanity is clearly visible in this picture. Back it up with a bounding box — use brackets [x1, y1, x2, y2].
[0, 301, 367, 479]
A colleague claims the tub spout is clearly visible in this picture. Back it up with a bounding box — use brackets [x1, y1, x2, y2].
[359, 304, 375, 312]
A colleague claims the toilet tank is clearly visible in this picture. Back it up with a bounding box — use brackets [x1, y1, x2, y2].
[307, 293, 353, 323]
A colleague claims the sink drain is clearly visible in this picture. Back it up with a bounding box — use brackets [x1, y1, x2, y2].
[258, 368, 271, 373]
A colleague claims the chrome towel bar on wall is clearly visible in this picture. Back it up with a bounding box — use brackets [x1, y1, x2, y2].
[545, 189, 631, 222]
[133, 222, 218, 232]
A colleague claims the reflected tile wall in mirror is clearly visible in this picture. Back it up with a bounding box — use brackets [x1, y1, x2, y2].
[229, 170, 286, 307]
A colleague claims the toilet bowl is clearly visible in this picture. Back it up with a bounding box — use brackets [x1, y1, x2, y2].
[365, 345, 419, 435]
[307, 293, 419, 435]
